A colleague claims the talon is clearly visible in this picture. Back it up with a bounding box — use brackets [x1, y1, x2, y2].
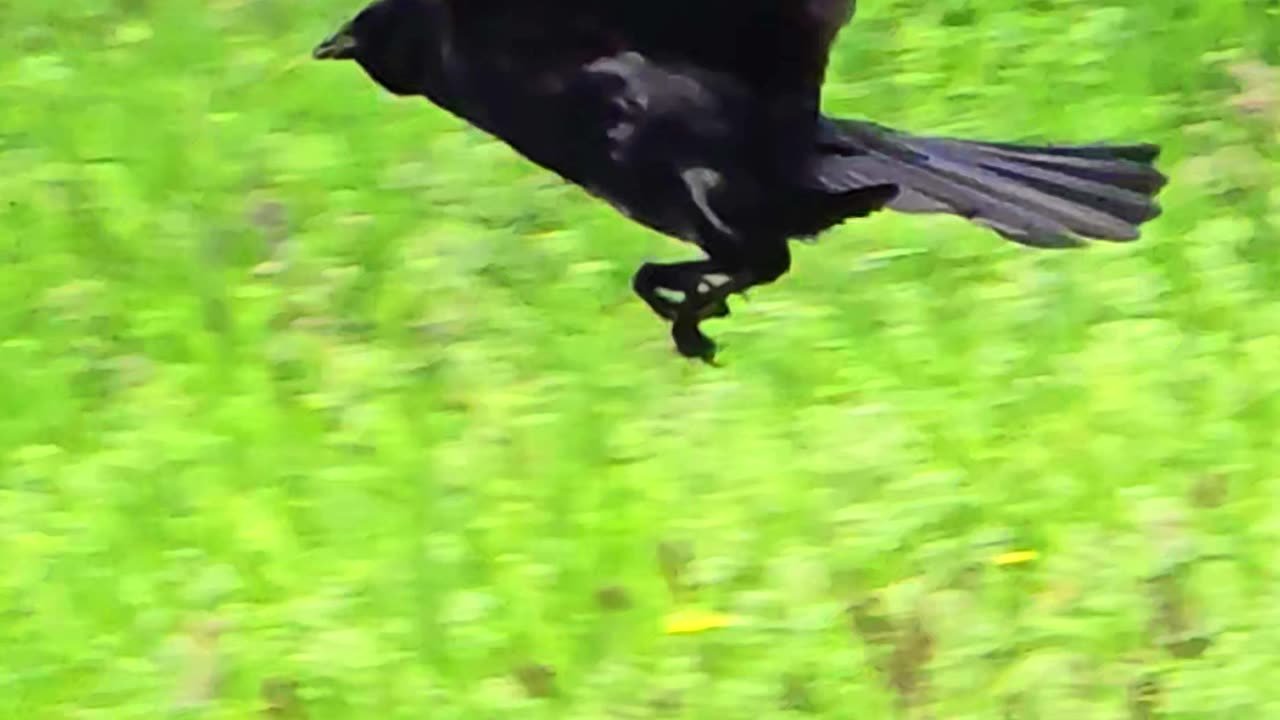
[672, 320, 717, 363]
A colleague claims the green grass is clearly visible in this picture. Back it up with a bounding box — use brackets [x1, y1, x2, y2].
[2, 1, 1279, 717]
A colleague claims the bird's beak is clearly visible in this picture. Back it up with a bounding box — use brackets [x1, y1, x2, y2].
[313, 22, 357, 60]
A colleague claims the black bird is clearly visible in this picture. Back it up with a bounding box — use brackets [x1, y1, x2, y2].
[313, 0, 1168, 362]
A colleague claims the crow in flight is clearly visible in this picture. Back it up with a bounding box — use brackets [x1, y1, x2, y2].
[314, 0, 1167, 362]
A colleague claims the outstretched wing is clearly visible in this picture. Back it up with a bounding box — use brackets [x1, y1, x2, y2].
[619, 0, 856, 105]
[448, 0, 857, 109]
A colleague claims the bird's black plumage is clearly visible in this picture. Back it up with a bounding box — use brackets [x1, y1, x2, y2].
[314, 0, 1168, 361]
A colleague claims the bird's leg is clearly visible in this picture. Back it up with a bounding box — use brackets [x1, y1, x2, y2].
[631, 260, 731, 322]
[631, 167, 753, 327]
[669, 242, 791, 363]
[670, 269, 758, 362]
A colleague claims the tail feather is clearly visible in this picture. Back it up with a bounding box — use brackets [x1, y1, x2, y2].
[958, 139, 1166, 195]
[808, 118, 1169, 248]
[962, 137, 1162, 165]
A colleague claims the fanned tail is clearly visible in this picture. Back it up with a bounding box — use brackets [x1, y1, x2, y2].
[808, 118, 1168, 248]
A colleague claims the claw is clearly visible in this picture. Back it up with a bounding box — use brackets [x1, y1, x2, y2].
[672, 320, 718, 364]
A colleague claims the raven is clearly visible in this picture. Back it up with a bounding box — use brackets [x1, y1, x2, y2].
[314, 0, 1168, 362]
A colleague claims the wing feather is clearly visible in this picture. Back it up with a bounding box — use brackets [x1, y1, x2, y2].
[448, 0, 856, 107]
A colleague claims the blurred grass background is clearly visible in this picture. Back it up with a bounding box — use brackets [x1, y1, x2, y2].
[2, 0, 1279, 717]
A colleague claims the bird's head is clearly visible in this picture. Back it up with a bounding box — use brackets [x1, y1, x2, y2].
[312, 0, 442, 96]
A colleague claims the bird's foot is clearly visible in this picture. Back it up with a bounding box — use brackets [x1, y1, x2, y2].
[672, 319, 719, 365]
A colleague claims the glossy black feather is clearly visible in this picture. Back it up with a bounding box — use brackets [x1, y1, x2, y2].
[314, 0, 1168, 358]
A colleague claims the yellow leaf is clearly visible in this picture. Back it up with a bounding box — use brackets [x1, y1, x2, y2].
[992, 550, 1039, 566]
[663, 609, 741, 635]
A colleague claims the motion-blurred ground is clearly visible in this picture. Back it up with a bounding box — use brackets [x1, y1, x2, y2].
[2, 1, 1278, 717]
